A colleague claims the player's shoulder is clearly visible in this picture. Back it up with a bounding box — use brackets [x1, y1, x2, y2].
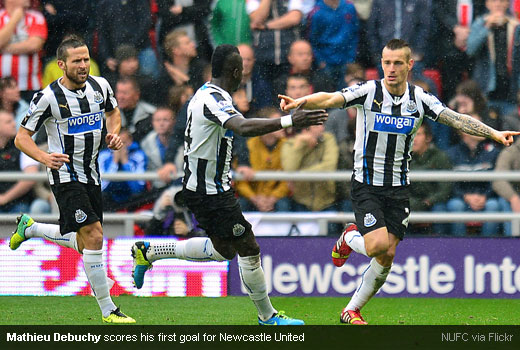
[200, 82, 230, 96]
[196, 83, 232, 104]
[31, 85, 54, 104]
[87, 75, 111, 88]
[340, 79, 374, 95]
[410, 83, 439, 100]
[25, 10, 46, 24]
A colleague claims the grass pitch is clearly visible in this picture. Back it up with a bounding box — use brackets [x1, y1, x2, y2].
[0, 295, 518, 325]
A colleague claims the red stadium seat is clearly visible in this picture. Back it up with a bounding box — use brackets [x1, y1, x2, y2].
[365, 67, 379, 81]
[423, 69, 443, 99]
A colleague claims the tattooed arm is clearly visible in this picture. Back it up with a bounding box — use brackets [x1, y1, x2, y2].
[437, 108, 520, 146]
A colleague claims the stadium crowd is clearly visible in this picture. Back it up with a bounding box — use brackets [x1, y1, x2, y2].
[1, 0, 520, 237]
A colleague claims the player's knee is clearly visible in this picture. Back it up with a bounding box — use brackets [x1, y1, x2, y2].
[382, 249, 395, 266]
[365, 238, 389, 257]
[79, 225, 103, 250]
[216, 249, 236, 261]
[236, 235, 260, 257]
[238, 253, 262, 270]
[211, 242, 236, 261]
[378, 250, 395, 266]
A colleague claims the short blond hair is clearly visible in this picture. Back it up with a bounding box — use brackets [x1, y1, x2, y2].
[164, 29, 188, 60]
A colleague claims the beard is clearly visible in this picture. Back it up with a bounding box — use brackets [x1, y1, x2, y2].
[64, 67, 88, 86]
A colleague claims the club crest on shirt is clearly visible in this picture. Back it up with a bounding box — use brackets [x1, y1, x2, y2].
[406, 100, 417, 113]
[75, 209, 87, 223]
[364, 213, 377, 227]
[232, 223, 245, 236]
[93, 91, 104, 104]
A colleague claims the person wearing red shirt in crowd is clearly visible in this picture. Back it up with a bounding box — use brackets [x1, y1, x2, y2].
[0, 0, 47, 102]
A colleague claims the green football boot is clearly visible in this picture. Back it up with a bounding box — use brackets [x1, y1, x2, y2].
[9, 214, 34, 250]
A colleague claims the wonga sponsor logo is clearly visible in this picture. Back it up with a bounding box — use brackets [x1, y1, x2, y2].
[373, 113, 414, 134]
[67, 112, 103, 134]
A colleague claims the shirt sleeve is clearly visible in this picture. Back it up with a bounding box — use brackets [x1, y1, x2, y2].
[339, 81, 371, 109]
[103, 79, 118, 112]
[27, 12, 48, 40]
[246, 0, 260, 14]
[288, 0, 304, 12]
[203, 91, 242, 127]
[21, 91, 51, 132]
[19, 152, 39, 170]
[419, 89, 446, 121]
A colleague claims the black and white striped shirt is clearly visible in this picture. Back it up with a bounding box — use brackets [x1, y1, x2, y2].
[21, 76, 117, 186]
[183, 82, 241, 195]
[340, 80, 445, 186]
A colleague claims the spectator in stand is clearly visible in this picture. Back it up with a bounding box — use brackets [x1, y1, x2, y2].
[408, 122, 453, 235]
[281, 124, 343, 219]
[144, 183, 206, 237]
[452, 79, 501, 133]
[141, 106, 178, 190]
[167, 83, 194, 116]
[41, 1, 95, 62]
[156, 0, 213, 62]
[344, 63, 366, 86]
[367, 0, 432, 77]
[492, 137, 520, 235]
[306, 0, 359, 90]
[247, 0, 304, 82]
[273, 40, 335, 99]
[99, 128, 147, 211]
[433, 0, 487, 102]
[325, 75, 363, 147]
[96, 0, 160, 79]
[210, 0, 252, 46]
[236, 107, 291, 212]
[467, 0, 520, 117]
[116, 76, 157, 144]
[156, 88, 195, 183]
[446, 113, 502, 236]
[42, 33, 100, 88]
[351, 0, 374, 67]
[158, 29, 208, 103]
[237, 43, 272, 113]
[232, 88, 253, 119]
[0, 76, 28, 128]
[280, 71, 343, 218]
[103, 44, 158, 106]
[0, 0, 47, 102]
[0, 110, 38, 213]
[284, 74, 314, 110]
[433, 80, 498, 152]
[502, 90, 520, 130]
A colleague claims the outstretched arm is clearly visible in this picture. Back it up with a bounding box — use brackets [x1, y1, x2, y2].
[437, 108, 520, 146]
[279, 92, 345, 111]
[224, 108, 328, 137]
